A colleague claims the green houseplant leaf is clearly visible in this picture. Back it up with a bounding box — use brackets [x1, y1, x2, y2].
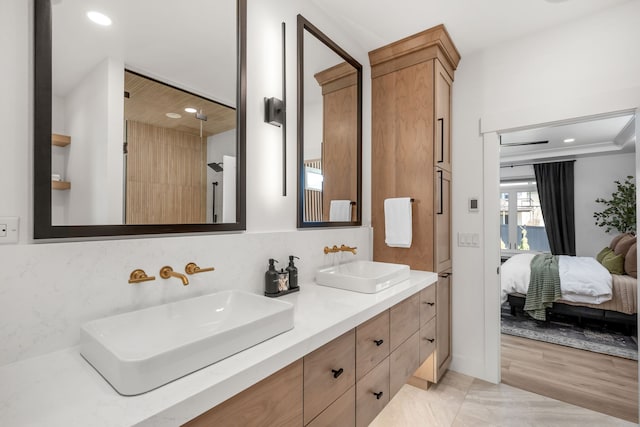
[593, 176, 636, 234]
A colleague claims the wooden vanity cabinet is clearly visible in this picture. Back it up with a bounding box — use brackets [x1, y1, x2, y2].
[370, 24, 459, 388]
[389, 331, 419, 398]
[419, 317, 437, 364]
[185, 285, 437, 427]
[303, 329, 356, 425]
[418, 277, 437, 365]
[435, 270, 452, 379]
[182, 360, 303, 427]
[307, 386, 356, 427]
[389, 293, 420, 350]
[356, 310, 390, 380]
[419, 285, 437, 325]
[356, 357, 390, 427]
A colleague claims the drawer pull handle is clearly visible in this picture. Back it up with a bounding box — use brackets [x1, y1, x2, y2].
[331, 368, 344, 379]
[373, 391, 384, 400]
[423, 302, 435, 306]
[424, 338, 435, 343]
[374, 339, 384, 347]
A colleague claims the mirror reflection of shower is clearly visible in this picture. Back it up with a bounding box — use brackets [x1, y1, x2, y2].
[207, 162, 223, 223]
[208, 162, 224, 172]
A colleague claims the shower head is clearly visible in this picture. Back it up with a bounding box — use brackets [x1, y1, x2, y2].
[208, 162, 223, 172]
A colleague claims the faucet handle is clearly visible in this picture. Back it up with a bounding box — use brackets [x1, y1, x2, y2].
[185, 262, 215, 275]
[324, 245, 341, 254]
[128, 269, 155, 284]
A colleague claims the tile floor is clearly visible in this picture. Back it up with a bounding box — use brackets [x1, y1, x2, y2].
[370, 371, 635, 426]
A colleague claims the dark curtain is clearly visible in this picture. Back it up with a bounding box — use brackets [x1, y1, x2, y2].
[533, 161, 576, 256]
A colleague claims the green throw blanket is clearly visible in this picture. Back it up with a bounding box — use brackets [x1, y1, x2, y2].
[523, 254, 561, 321]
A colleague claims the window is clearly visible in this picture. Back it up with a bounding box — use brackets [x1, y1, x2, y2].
[500, 181, 550, 253]
[304, 166, 323, 191]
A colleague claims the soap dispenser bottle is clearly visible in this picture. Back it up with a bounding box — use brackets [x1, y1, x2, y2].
[286, 256, 300, 290]
[265, 259, 280, 296]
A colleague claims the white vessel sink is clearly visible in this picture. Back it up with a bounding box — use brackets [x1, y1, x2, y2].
[80, 290, 294, 395]
[316, 260, 410, 293]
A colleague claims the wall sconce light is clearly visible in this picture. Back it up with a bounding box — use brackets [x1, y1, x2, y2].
[263, 22, 287, 196]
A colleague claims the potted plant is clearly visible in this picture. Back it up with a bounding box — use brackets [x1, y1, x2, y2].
[593, 175, 636, 234]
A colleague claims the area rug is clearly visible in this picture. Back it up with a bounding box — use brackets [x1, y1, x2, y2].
[501, 303, 638, 360]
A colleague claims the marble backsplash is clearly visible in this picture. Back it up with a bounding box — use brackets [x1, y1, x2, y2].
[0, 227, 371, 366]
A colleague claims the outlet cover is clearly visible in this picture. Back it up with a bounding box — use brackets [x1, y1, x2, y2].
[0, 217, 19, 244]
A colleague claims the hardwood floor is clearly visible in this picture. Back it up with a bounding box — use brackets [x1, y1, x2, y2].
[501, 334, 638, 423]
[371, 370, 634, 426]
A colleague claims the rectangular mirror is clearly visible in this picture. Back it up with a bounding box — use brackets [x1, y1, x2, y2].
[34, 0, 246, 238]
[297, 15, 362, 228]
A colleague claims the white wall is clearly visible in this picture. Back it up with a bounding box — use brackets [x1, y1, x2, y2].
[0, 0, 372, 367]
[452, 1, 640, 382]
[64, 57, 123, 225]
[575, 153, 635, 257]
[304, 99, 323, 160]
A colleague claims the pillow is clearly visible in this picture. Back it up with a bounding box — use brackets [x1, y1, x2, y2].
[596, 246, 613, 263]
[614, 235, 637, 257]
[601, 251, 626, 275]
[625, 242, 637, 278]
[609, 233, 632, 251]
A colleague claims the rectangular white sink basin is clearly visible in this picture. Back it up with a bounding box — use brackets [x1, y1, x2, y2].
[316, 260, 410, 293]
[80, 290, 294, 395]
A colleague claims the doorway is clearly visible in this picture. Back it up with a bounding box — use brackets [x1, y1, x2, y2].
[484, 110, 639, 422]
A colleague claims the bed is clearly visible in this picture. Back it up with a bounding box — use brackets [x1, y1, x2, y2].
[501, 242, 637, 330]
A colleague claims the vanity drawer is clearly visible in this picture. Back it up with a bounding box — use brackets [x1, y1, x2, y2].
[419, 285, 436, 326]
[419, 316, 437, 364]
[307, 386, 355, 427]
[390, 293, 420, 351]
[183, 359, 303, 427]
[355, 358, 390, 427]
[304, 329, 356, 425]
[356, 310, 390, 381]
[390, 331, 420, 398]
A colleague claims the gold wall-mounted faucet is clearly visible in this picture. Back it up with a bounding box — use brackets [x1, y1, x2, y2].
[128, 269, 155, 284]
[324, 244, 358, 255]
[339, 244, 357, 254]
[160, 266, 189, 286]
[185, 262, 215, 275]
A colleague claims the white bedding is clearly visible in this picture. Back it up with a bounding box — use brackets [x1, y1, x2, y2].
[500, 253, 612, 304]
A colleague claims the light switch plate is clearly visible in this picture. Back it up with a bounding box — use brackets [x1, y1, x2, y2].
[0, 217, 19, 244]
[458, 232, 480, 248]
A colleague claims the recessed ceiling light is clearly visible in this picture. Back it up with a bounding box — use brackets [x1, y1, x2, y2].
[166, 113, 182, 119]
[563, 138, 575, 143]
[185, 107, 197, 114]
[87, 11, 112, 26]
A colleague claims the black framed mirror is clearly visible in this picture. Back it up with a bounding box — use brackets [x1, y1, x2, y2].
[297, 15, 362, 228]
[34, 0, 246, 238]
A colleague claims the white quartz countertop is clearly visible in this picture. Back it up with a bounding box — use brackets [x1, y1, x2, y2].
[0, 270, 437, 427]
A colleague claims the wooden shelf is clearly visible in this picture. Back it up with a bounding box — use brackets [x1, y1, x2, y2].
[52, 181, 71, 190]
[52, 133, 71, 147]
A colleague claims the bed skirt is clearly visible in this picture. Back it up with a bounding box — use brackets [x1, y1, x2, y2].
[559, 274, 637, 315]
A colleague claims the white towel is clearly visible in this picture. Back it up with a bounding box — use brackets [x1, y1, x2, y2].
[384, 197, 413, 248]
[329, 200, 352, 221]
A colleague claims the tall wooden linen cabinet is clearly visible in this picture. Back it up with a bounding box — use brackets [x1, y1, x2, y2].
[369, 25, 459, 386]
